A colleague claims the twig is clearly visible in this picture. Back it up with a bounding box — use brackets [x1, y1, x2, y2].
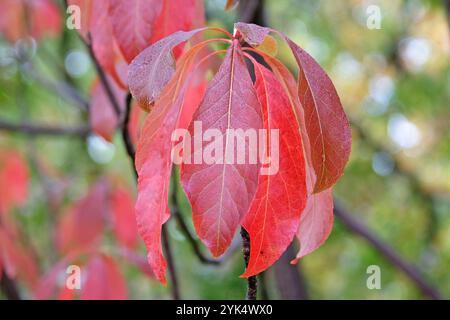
[162, 226, 181, 300]
[85, 34, 122, 118]
[28, 65, 89, 111]
[170, 170, 222, 265]
[241, 227, 257, 300]
[0, 272, 21, 300]
[0, 119, 90, 137]
[122, 93, 138, 179]
[334, 200, 443, 300]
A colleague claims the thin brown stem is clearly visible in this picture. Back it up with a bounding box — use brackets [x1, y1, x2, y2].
[122, 93, 138, 179]
[0, 119, 90, 137]
[0, 272, 21, 300]
[162, 225, 181, 300]
[241, 227, 257, 300]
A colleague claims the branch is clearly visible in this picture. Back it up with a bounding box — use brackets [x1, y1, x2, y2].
[85, 35, 122, 118]
[0, 272, 21, 300]
[122, 93, 138, 179]
[334, 200, 443, 300]
[0, 119, 90, 137]
[241, 227, 257, 300]
[273, 243, 309, 300]
[25, 64, 89, 112]
[162, 226, 181, 300]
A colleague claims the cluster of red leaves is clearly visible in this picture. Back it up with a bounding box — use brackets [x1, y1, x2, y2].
[0, 0, 61, 42]
[0, 148, 150, 299]
[70, 0, 205, 141]
[129, 23, 351, 283]
[36, 177, 153, 299]
[0, 151, 38, 291]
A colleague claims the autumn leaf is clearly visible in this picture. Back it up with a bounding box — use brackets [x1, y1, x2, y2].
[110, 186, 138, 249]
[81, 254, 127, 300]
[128, 28, 206, 110]
[287, 40, 352, 193]
[89, 77, 126, 142]
[241, 62, 307, 277]
[0, 0, 61, 42]
[57, 179, 109, 254]
[133, 42, 210, 283]
[234, 22, 352, 193]
[108, 0, 163, 63]
[0, 151, 29, 215]
[181, 41, 262, 257]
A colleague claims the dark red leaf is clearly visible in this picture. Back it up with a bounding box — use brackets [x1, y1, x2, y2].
[241, 62, 307, 277]
[181, 42, 262, 257]
[110, 186, 138, 249]
[89, 77, 126, 142]
[128, 28, 205, 110]
[109, 0, 163, 63]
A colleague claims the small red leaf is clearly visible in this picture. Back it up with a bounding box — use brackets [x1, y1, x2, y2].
[150, 0, 205, 45]
[135, 44, 208, 283]
[110, 186, 138, 249]
[89, 78, 126, 142]
[81, 254, 127, 300]
[287, 40, 351, 192]
[109, 0, 163, 63]
[241, 63, 307, 277]
[128, 28, 205, 110]
[181, 42, 262, 257]
[57, 180, 108, 254]
[0, 151, 29, 215]
[0, 0, 61, 42]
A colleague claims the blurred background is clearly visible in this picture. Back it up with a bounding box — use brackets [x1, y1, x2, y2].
[0, 0, 449, 299]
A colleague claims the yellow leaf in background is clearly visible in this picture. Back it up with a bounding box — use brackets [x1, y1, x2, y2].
[256, 35, 278, 57]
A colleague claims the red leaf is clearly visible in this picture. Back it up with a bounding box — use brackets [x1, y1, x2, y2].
[234, 22, 352, 192]
[287, 40, 351, 192]
[109, 0, 163, 63]
[134, 42, 208, 283]
[181, 42, 262, 257]
[89, 77, 126, 142]
[69, 0, 126, 88]
[29, 0, 62, 40]
[57, 179, 108, 254]
[0, 151, 29, 215]
[0, 0, 61, 42]
[128, 28, 205, 110]
[128, 101, 145, 146]
[0, 227, 39, 289]
[150, 0, 205, 45]
[0, 0, 24, 42]
[81, 254, 127, 300]
[89, 0, 125, 88]
[110, 186, 138, 249]
[241, 63, 307, 277]
[248, 50, 335, 261]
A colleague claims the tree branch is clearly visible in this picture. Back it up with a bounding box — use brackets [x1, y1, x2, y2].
[334, 200, 443, 300]
[0, 119, 90, 137]
[162, 225, 181, 300]
[273, 243, 309, 300]
[241, 227, 257, 300]
[122, 93, 138, 179]
[0, 272, 21, 300]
